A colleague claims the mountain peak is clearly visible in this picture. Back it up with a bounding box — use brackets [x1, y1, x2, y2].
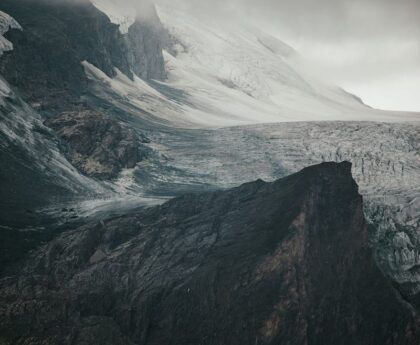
[1, 162, 417, 344]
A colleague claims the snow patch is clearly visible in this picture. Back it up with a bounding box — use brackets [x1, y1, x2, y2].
[91, 0, 136, 34]
[0, 10, 21, 57]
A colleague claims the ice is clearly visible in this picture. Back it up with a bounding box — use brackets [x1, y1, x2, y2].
[154, 4, 420, 126]
[91, 0, 136, 34]
[84, 3, 420, 128]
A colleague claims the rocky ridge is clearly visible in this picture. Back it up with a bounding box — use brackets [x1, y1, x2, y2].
[0, 162, 418, 345]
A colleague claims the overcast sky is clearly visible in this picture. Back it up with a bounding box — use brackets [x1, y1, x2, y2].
[157, 0, 420, 112]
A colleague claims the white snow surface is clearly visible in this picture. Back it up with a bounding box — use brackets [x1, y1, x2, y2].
[91, 0, 136, 34]
[155, 4, 419, 126]
[84, 3, 420, 127]
[0, 10, 21, 57]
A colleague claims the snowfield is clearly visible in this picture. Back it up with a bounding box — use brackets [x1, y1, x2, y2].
[89, 2, 419, 127]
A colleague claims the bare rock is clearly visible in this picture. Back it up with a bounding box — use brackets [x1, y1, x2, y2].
[1, 162, 419, 344]
[45, 110, 148, 179]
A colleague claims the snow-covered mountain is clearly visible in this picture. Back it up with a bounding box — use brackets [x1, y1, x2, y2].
[86, 2, 419, 127]
[0, 0, 419, 302]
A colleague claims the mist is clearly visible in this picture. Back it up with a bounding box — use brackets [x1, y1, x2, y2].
[32, 0, 420, 112]
[151, 0, 420, 112]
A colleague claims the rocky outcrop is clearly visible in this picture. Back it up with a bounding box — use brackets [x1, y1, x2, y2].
[145, 121, 420, 298]
[125, 4, 167, 81]
[45, 109, 149, 179]
[0, 162, 418, 344]
[0, 0, 166, 111]
[0, 0, 164, 181]
[0, 77, 107, 228]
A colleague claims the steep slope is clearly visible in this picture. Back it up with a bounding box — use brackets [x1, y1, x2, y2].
[83, 3, 419, 127]
[0, 14, 108, 226]
[156, 4, 419, 125]
[0, 0, 167, 223]
[0, 78, 109, 225]
[138, 121, 420, 294]
[1, 162, 418, 345]
[0, 0, 166, 112]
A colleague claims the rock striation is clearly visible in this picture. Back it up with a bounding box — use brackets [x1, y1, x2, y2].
[45, 109, 149, 180]
[0, 162, 418, 345]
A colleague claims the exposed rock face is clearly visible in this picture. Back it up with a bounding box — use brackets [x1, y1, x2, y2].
[142, 121, 420, 298]
[0, 162, 418, 344]
[0, 0, 166, 111]
[45, 110, 148, 179]
[0, 77, 107, 228]
[125, 5, 167, 81]
[0, 0, 164, 181]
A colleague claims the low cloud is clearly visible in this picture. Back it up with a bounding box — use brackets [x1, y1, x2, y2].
[155, 0, 420, 111]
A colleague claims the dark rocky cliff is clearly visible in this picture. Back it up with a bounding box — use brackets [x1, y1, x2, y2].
[0, 0, 166, 111]
[45, 109, 150, 180]
[1, 162, 418, 345]
[0, 0, 164, 181]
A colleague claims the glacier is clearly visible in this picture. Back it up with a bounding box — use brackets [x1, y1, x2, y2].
[87, 2, 420, 127]
[82, 2, 420, 293]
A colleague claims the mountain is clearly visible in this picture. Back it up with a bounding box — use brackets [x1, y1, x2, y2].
[0, 0, 420, 324]
[0, 0, 166, 225]
[83, 2, 420, 127]
[0, 0, 166, 112]
[1, 162, 418, 345]
[79, 1, 420, 301]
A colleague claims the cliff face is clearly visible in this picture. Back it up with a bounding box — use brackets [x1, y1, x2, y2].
[0, 0, 166, 111]
[0, 162, 418, 345]
[0, 0, 165, 182]
[125, 4, 167, 81]
[45, 110, 150, 179]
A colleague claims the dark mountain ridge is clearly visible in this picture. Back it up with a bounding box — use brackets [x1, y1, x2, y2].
[0, 0, 166, 112]
[1, 162, 418, 344]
